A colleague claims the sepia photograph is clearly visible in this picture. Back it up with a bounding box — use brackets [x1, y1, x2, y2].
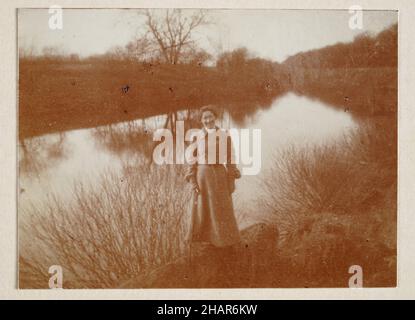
[17, 7, 397, 289]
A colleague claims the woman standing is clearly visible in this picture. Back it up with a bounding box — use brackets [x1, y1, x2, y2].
[184, 106, 241, 286]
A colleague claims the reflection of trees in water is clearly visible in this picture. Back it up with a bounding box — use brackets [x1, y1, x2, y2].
[167, 108, 202, 132]
[222, 93, 281, 127]
[92, 120, 156, 162]
[289, 67, 397, 119]
[19, 132, 67, 177]
[284, 24, 397, 118]
[163, 92, 284, 131]
[90, 94, 284, 168]
[91, 110, 201, 167]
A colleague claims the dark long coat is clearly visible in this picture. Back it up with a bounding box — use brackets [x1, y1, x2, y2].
[184, 127, 241, 247]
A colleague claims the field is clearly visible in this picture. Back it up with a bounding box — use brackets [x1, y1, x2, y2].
[19, 58, 286, 139]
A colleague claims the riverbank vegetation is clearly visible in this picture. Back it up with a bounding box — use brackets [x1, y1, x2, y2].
[259, 119, 396, 287]
[19, 16, 397, 287]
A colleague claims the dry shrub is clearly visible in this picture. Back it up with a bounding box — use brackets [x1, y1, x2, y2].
[259, 120, 396, 287]
[92, 121, 156, 160]
[19, 163, 192, 288]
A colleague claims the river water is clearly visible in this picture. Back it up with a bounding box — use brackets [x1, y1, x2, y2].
[19, 92, 357, 226]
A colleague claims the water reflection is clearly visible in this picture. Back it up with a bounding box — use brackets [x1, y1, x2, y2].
[228, 93, 357, 225]
[19, 132, 68, 178]
[219, 94, 279, 127]
[19, 92, 357, 225]
[19, 129, 123, 205]
[92, 121, 155, 161]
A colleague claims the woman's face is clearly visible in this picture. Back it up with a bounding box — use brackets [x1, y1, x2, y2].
[201, 111, 216, 129]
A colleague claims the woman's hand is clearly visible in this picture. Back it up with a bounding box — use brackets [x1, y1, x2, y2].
[190, 178, 200, 195]
[192, 183, 201, 195]
[231, 167, 241, 179]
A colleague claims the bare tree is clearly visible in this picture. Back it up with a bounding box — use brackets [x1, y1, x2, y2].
[19, 45, 38, 59]
[125, 36, 154, 62]
[41, 45, 64, 58]
[106, 45, 128, 60]
[181, 45, 213, 66]
[142, 9, 209, 64]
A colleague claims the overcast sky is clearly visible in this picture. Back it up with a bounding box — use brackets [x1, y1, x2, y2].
[18, 9, 397, 63]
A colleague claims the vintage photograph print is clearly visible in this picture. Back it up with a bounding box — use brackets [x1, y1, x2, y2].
[18, 8, 397, 289]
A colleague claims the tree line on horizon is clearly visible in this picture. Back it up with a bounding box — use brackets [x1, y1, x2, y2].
[19, 9, 397, 72]
[18, 12, 397, 138]
[284, 23, 397, 70]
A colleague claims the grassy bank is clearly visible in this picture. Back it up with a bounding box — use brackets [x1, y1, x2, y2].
[19, 59, 286, 139]
[287, 66, 397, 118]
[258, 118, 396, 287]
